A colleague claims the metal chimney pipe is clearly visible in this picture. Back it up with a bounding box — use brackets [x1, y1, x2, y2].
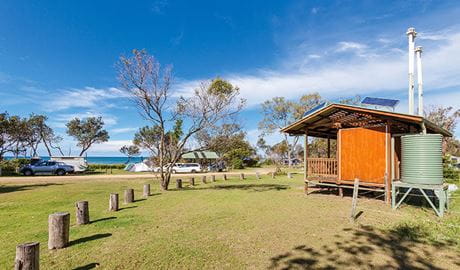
[406, 27, 417, 115]
[415, 46, 423, 116]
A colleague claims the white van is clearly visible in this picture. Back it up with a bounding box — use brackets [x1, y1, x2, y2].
[168, 163, 202, 173]
[50, 156, 88, 172]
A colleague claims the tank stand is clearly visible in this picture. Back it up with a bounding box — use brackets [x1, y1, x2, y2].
[391, 181, 448, 217]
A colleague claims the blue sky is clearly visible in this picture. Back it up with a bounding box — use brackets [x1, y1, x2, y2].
[1, 0, 460, 156]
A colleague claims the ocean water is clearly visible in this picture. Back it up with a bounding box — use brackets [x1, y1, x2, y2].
[5, 156, 146, 164]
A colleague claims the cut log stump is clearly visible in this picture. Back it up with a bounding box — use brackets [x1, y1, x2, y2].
[75, 201, 90, 225]
[48, 212, 70, 249]
[109, 193, 119, 211]
[202, 176, 207, 184]
[211, 175, 216, 182]
[124, 189, 134, 204]
[15, 242, 39, 270]
[240, 173, 245, 180]
[223, 174, 227, 181]
[190, 177, 195, 186]
[176, 179, 182, 189]
[143, 184, 150, 198]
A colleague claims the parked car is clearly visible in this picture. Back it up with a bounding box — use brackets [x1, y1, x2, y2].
[20, 161, 75, 176]
[208, 162, 226, 172]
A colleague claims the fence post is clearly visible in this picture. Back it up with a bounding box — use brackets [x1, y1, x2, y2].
[48, 212, 70, 249]
[75, 201, 90, 225]
[223, 174, 227, 181]
[176, 179, 182, 189]
[350, 178, 360, 222]
[201, 176, 207, 184]
[271, 172, 275, 179]
[15, 242, 39, 270]
[143, 184, 150, 198]
[109, 193, 119, 211]
[256, 172, 260, 179]
[124, 189, 134, 204]
[240, 173, 245, 180]
[287, 172, 293, 179]
[211, 175, 216, 182]
[190, 177, 195, 186]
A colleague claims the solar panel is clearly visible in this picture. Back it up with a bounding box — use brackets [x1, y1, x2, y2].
[361, 97, 399, 108]
[302, 102, 327, 117]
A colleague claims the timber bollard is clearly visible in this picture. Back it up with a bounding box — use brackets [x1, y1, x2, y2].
[202, 175, 207, 184]
[211, 175, 216, 182]
[350, 178, 360, 222]
[143, 184, 150, 198]
[223, 174, 227, 181]
[124, 189, 134, 204]
[190, 177, 195, 186]
[176, 179, 183, 189]
[287, 172, 293, 179]
[15, 242, 39, 270]
[256, 172, 260, 179]
[109, 193, 119, 211]
[75, 201, 90, 225]
[240, 173, 245, 180]
[271, 172, 275, 179]
[48, 212, 70, 249]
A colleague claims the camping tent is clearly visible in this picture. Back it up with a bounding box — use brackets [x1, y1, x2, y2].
[124, 162, 152, 172]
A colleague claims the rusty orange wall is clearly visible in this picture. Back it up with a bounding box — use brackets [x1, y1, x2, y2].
[339, 127, 387, 184]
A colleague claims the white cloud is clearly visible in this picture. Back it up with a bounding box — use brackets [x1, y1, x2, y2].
[87, 140, 133, 155]
[110, 127, 138, 134]
[51, 111, 118, 128]
[336, 41, 368, 52]
[308, 54, 321, 59]
[174, 31, 460, 111]
[44, 87, 128, 112]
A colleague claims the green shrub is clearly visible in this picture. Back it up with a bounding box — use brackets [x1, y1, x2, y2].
[231, 158, 244, 169]
[87, 164, 126, 170]
[0, 158, 31, 176]
[443, 156, 460, 183]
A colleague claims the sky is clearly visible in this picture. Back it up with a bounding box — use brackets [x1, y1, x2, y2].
[1, 0, 460, 156]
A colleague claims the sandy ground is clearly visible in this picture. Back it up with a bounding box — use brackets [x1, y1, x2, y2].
[0, 167, 277, 184]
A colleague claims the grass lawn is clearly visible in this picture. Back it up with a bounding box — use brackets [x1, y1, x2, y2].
[1, 174, 460, 269]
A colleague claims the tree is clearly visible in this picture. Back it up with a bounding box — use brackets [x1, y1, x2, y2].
[258, 93, 323, 167]
[117, 49, 244, 190]
[425, 105, 460, 155]
[120, 145, 141, 163]
[66, 117, 110, 156]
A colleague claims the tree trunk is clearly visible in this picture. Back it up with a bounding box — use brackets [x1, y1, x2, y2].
[75, 201, 90, 225]
[124, 189, 134, 204]
[15, 242, 39, 270]
[48, 212, 70, 249]
[143, 184, 150, 198]
[109, 193, 119, 211]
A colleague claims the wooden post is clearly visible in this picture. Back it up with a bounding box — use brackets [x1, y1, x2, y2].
[338, 187, 344, 198]
[124, 189, 134, 204]
[350, 178, 360, 221]
[223, 174, 227, 181]
[256, 172, 260, 179]
[176, 179, 182, 189]
[304, 131, 308, 181]
[271, 172, 275, 179]
[201, 175, 207, 184]
[304, 182, 309, 195]
[143, 184, 150, 198]
[15, 242, 39, 270]
[109, 193, 119, 211]
[48, 212, 70, 249]
[327, 136, 331, 158]
[190, 177, 195, 186]
[287, 172, 293, 179]
[75, 201, 90, 225]
[211, 175, 216, 182]
[240, 173, 245, 180]
[384, 173, 390, 205]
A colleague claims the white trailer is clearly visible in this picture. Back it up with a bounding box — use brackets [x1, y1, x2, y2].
[50, 156, 88, 172]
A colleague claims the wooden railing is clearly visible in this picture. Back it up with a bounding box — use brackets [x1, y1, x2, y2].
[306, 158, 338, 177]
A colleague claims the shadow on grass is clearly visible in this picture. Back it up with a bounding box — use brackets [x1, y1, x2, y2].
[119, 205, 138, 211]
[0, 183, 64, 194]
[90, 216, 116, 224]
[70, 233, 112, 247]
[134, 198, 147, 202]
[268, 224, 459, 269]
[172, 183, 289, 192]
[72, 263, 100, 270]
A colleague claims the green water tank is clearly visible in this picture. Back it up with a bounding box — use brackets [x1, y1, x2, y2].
[401, 134, 443, 185]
